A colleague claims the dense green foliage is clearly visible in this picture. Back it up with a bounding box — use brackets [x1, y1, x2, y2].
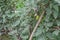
[0, 0, 60, 40]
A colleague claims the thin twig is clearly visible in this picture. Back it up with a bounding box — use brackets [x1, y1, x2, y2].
[29, 11, 45, 40]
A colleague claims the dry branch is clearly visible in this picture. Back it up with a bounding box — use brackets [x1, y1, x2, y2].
[29, 11, 45, 40]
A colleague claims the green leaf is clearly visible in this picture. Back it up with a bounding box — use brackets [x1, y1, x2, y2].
[55, 0, 60, 4]
[53, 11, 58, 19]
[12, 35, 18, 40]
[46, 8, 52, 15]
[53, 30, 60, 36]
[37, 35, 47, 40]
[44, 22, 53, 27]
[46, 33, 58, 40]
[34, 26, 43, 37]
[56, 20, 60, 26]
[3, 15, 6, 23]
[50, 3, 53, 9]
[46, 32, 55, 39]
[12, 19, 20, 27]
[53, 5, 58, 12]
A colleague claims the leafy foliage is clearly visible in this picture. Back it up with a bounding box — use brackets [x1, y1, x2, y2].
[0, 0, 60, 40]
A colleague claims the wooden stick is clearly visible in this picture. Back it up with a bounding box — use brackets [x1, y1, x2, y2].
[29, 11, 45, 40]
